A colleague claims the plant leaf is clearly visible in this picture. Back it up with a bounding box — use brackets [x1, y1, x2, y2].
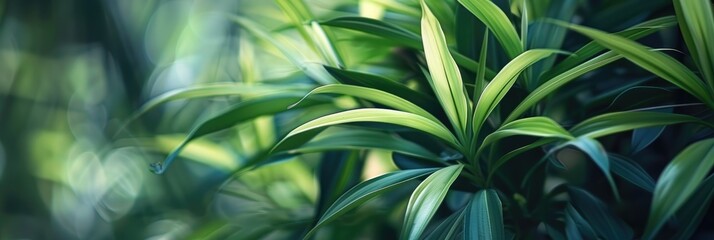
[283, 128, 442, 161]
[457, 0, 523, 58]
[465, 189, 504, 240]
[674, 0, 714, 91]
[274, 108, 461, 154]
[505, 51, 622, 124]
[324, 66, 440, 111]
[568, 187, 634, 239]
[401, 164, 464, 240]
[610, 154, 655, 192]
[148, 93, 331, 174]
[421, 0, 471, 135]
[569, 111, 707, 138]
[422, 207, 467, 240]
[482, 116, 574, 150]
[544, 16, 677, 80]
[563, 23, 714, 108]
[321, 16, 496, 77]
[305, 168, 438, 239]
[473, 49, 560, 138]
[555, 137, 619, 200]
[294, 84, 440, 123]
[644, 138, 714, 239]
[672, 174, 714, 240]
[119, 83, 312, 131]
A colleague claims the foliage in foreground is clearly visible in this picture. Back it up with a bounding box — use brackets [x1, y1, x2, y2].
[134, 0, 714, 239]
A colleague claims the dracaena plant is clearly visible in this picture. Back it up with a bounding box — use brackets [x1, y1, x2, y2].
[134, 0, 714, 239]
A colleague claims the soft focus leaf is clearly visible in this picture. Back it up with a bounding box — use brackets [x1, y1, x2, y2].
[672, 174, 714, 240]
[556, 137, 619, 200]
[610, 154, 655, 192]
[401, 164, 464, 240]
[568, 187, 634, 239]
[149, 93, 331, 174]
[644, 138, 714, 238]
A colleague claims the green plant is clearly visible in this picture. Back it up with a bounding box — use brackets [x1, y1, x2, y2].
[135, 0, 714, 239]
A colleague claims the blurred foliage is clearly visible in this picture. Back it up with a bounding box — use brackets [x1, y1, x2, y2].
[1, 0, 713, 239]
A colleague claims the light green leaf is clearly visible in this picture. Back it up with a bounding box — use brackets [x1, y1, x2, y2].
[569, 111, 708, 138]
[465, 189, 504, 240]
[564, 23, 714, 108]
[306, 168, 438, 239]
[284, 128, 442, 161]
[482, 116, 574, 150]
[644, 138, 714, 239]
[421, 0, 471, 135]
[275, 108, 461, 153]
[472, 49, 560, 138]
[458, 0, 523, 58]
[293, 84, 440, 123]
[674, 0, 714, 92]
[401, 164, 464, 240]
[505, 51, 622, 124]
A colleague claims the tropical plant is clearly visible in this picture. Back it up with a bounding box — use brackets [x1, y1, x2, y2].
[134, 0, 714, 239]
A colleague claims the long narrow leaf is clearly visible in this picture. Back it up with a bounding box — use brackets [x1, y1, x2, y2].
[293, 84, 440, 123]
[674, 0, 714, 91]
[465, 189, 504, 240]
[401, 165, 464, 240]
[457, 0, 523, 58]
[306, 168, 438, 239]
[473, 50, 560, 138]
[275, 108, 461, 153]
[421, 0, 471, 135]
[149, 93, 331, 174]
[569, 111, 708, 138]
[564, 23, 714, 108]
[644, 138, 714, 239]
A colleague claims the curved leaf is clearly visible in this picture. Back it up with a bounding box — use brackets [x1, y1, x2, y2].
[321, 16, 495, 77]
[674, 0, 714, 91]
[482, 116, 574, 150]
[294, 84, 440, 123]
[504, 51, 622, 123]
[324, 66, 439, 111]
[610, 154, 655, 192]
[568, 187, 634, 239]
[555, 137, 619, 200]
[275, 108, 461, 154]
[421, 0, 471, 135]
[465, 189, 504, 240]
[306, 168, 438, 239]
[672, 174, 714, 240]
[284, 128, 441, 161]
[148, 93, 330, 174]
[473, 49, 561, 138]
[545, 16, 677, 80]
[569, 111, 707, 138]
[401, 164, 464, 240]
[644, 138, 714, 239]
[564, 23, 714, 108]
[457, 0, 523, 58]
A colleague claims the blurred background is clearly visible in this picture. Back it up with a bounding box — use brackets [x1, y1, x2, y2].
[0, 0, 339, 238]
